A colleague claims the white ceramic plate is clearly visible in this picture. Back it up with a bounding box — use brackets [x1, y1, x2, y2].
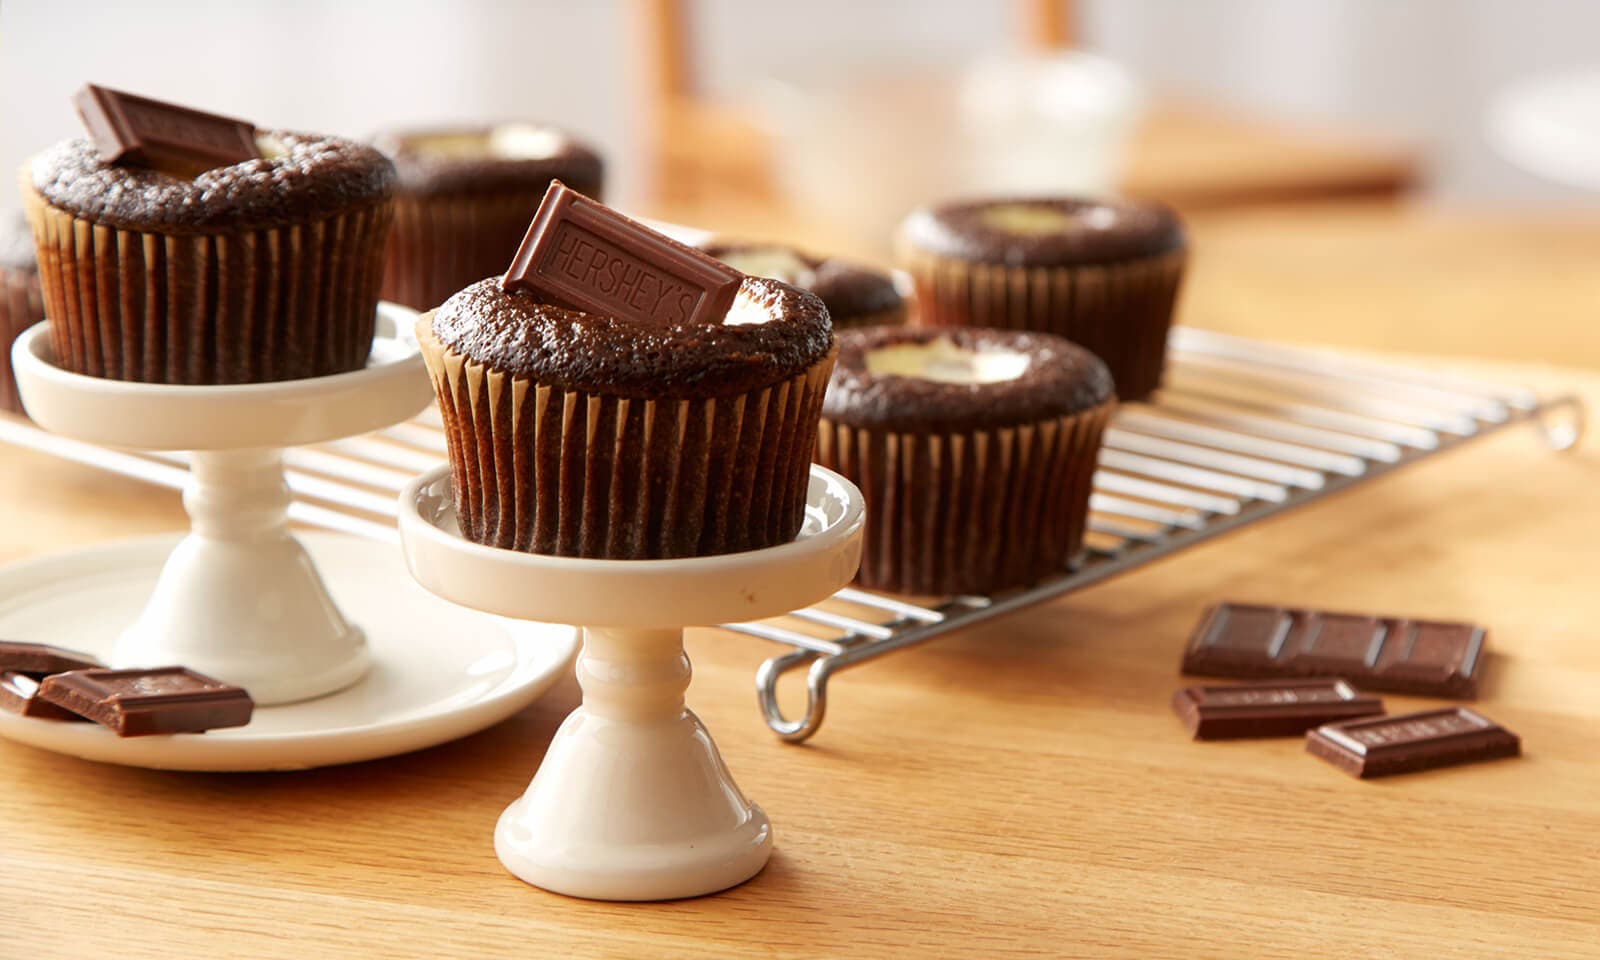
[0, 533, 578, 771]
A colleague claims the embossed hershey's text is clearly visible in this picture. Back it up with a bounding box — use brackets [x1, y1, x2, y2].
[539, 221, 700, 324]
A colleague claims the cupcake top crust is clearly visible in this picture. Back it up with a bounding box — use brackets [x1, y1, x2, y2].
[824, 325, 1113, 432]
[702, 240, 904, 323]
[373, 123, 602, 196]
[899, 196, 1184, 267]
[431, 275, 833, 401]
[30, 132, 395, 234]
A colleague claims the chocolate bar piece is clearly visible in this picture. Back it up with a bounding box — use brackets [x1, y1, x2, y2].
[1180, 603, 1485, 698]
[0, 640, 103, 677]
[1307, 707, 1519, 778]
[0, 672, 87, 721]
[502, 181, 742, 327]
[38, 667, 253, 737]
[74, 84, 259, 175]
[1172, 679, 1384, 740]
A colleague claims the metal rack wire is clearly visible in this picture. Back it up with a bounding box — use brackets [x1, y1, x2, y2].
[0, 327, 1583, 742]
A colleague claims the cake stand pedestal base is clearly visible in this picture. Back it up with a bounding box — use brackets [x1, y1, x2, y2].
[11, 306, 429, 704]
[399, 463, 864, 901]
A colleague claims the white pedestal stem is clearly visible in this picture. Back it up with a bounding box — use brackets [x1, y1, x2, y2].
[493, 626, 772, 901]
[114, 447, 369, 705]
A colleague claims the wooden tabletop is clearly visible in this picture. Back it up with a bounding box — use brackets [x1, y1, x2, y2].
[5, 217, 1600, 957]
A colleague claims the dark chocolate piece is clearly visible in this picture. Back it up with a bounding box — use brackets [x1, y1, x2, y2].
[502, 181, 742, 327]
[1172, 679, 1385, 740]
[0, 672, 87, 721]
[0, 640, 103, 677]
[74, 84, 259, 175]
[38, 667, 252, 737]
[1180, 603, 1486, 698]
[1306, 707, 1520, 778]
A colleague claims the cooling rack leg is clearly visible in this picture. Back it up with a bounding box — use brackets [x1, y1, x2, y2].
[756, 649, 835, 743]
[1535, 395, 1586, 452]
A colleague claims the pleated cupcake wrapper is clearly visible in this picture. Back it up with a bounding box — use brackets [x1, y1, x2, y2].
[382, 180, 601, 312]
[417, 319, 836, 559]
[0, 268, 44, 414]
[817, 401, 1112, 596]
[20, 177, 389, 385]
[898, 244, 1186, 402]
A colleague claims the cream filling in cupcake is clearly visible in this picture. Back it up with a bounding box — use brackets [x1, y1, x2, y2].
[979, 202, 1120, 235]
[254, 133, 288, 160]
[405, 124, 568, 160]
[865, 336, 1030, 384]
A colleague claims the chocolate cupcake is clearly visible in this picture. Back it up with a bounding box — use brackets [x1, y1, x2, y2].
[896, 197, 1184, 401]
[702, 240, 908, 330]
[22, 113, 395, 384]
[0, 215, 45, 414]
[817, 326, 1114, 596]
[417, 274, 835, 559]
[375, 124, 603, 311]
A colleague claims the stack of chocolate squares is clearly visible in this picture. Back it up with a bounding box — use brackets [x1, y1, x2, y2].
[0, 642, 252, 736]
[1171, 603, 1520, 779]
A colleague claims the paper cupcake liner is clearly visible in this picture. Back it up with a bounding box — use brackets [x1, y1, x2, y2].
[898, 246, 1186, 402]
[20, 178, 389, 385]
[0, 266, 44, 414]
[418, 319, 835, 559]
[817, 402, 1111, 595]
[381, 180, 602, 311]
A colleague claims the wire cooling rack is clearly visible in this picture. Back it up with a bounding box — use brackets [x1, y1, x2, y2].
[0, 327, 1583, 742]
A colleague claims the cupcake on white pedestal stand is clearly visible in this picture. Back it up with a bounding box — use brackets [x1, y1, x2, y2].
[398, 462, 864, 901]
[0, 305, 579, 770]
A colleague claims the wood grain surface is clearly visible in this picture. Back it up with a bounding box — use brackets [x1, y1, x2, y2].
[2, 213, 1598, 957]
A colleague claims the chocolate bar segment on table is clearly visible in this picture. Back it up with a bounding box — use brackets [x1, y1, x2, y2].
[1306, 706, 1520, 778]
[0, 640, 103, 677]
[38, 667, 253, 736]
[1172, 679, 1385, 740]
[0, 672, 88, 721]
[501, 180, 742, 328]
[73, 83, 259, 175]
[1180, 602, 1486, 698]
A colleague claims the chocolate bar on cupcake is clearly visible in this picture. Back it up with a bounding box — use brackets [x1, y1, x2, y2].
[817, 325, 1114, 595]
[374, 123, 603, 312]
[417, 182, 836, 559]
[896, 197, 1185, 401]
[700, 240, 908, 330]
[21, 85, 395, 384]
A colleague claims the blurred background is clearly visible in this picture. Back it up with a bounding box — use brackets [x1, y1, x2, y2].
[4, 0, 1597, 364]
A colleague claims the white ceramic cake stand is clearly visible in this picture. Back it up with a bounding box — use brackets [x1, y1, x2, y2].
[11, 312, 439, 704]
[398, 464, 865, 901]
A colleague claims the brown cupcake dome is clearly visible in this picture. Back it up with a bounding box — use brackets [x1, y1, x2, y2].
[896, 197, 1186, 402]
[21, 133, 396, 385]
[419, 320, 834, 559]
[375, 125, 603, 311]
[419, 276, 837, 560]
[22, 179, 391, 384]
[700, 240, 908, 331]
[817, 325, 1114, 596]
